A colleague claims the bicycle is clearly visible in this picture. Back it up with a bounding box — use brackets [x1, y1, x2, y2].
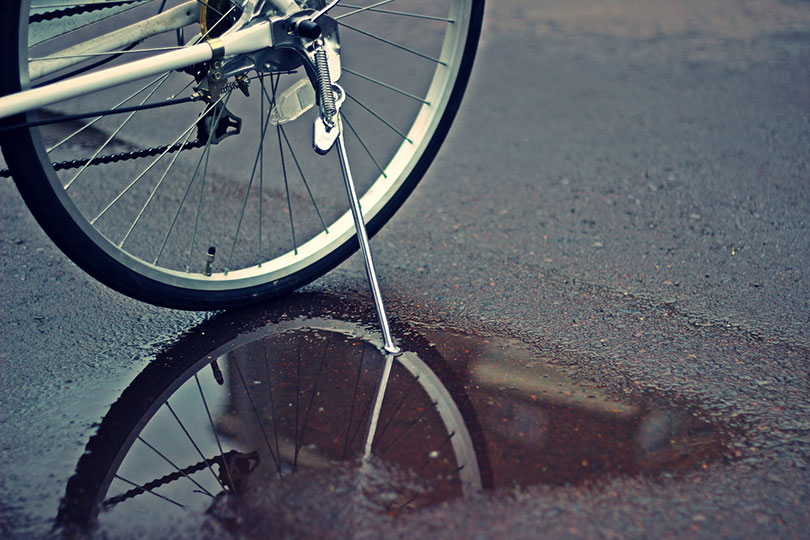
[0, 0, 483, 329]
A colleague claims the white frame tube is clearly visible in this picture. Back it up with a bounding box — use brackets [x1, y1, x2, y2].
[0, 21, 272, 120]
[29, 1, 200, 80]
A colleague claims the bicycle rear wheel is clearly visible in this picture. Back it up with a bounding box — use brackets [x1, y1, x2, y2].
[0, 0, 483, 309]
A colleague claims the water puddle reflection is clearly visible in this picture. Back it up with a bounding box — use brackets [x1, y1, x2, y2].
[57, 294, 729, 536]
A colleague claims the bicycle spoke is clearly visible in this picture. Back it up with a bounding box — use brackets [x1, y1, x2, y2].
[343, 67, 429, 104]
[345, 91, 412, 142]
[119, 120, 198, 247]
[224, 98, 274, 273]
[277, 124, 298, 254]
[90, 97, 221, 225]
[66, 71, 173, 190]
[338, 21, 445, 65]
[260, 75, 299, 255]
[341, 113, 387, 178]
[279, 125, 329, 233]
[259, 77, 265, 265]
[136, 436, 216, 498]
[166, 401, 228, 491]
[152, 99, 224, 265]
[46, 73, 169, 152]
[187, 93, 232, 272]
[337, 4, 454, 23]
[333, 0, 396, 20]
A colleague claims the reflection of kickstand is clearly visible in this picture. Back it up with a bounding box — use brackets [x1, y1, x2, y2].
[362, 354, 395, 462]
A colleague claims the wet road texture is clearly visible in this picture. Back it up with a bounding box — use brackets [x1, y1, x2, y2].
[2, 1, 810, 538]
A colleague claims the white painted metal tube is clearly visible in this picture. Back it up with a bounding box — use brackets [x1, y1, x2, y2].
[30, 1, 199, 80]
[0, 21, 271, 120]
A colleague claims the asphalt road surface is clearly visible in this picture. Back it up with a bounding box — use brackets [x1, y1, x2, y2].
[2, 1, 809, 538]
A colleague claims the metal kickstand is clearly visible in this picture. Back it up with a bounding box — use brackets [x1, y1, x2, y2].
[315, 82, 401, 357]
[336, 120, 401, 356]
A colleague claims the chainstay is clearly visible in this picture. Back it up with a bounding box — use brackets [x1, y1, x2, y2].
[0, 139, 206, 179]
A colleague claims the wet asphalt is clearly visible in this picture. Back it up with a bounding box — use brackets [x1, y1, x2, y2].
[2, 1, 810, 538]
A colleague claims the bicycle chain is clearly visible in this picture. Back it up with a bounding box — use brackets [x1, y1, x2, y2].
[30, 1, 143, 24]
[102, 449, 259, 507]
[0, 139, 206, 179]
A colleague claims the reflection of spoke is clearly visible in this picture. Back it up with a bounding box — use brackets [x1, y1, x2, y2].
[338, 22, 445, 65]
[136, 436, 215, 498]
[371, 374, 420, 446]
[346, 92, 412, 142]
[416, 431, 455, 473]
[336, 4, 454, 22]
[262, 348, 284, 476]
[166, 401, 227, 491]
[65, 73, 171, 190]
[232, 358, 282, 473]
[293, 338, 302, 472]
[113, 475, 185, 508]
[343, 67, 428, 104]
[342, 114, 386, 178]
[90, 97, 218, 225]
[396, 493, 419, 511]
[293, 339, 329, 469]
[377, 400, 438, 456]
[342, 344, 369, 459]
[279, 126, 328, 233]
[345, 347, 380, 456]
[194, 374, 236, 491]
[333, 0, 395, 20]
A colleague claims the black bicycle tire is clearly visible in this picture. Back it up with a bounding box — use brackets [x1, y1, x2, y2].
[0, 1, 485, 310]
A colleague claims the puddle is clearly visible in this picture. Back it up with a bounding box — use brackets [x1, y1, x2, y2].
[57, 294, 729, 536]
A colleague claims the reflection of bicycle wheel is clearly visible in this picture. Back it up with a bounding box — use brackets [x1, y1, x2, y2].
[0, 1, 483, 309]
[57, 314, 483, 534]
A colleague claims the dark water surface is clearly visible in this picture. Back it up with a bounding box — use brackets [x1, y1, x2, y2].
[56, 294, 730, 537]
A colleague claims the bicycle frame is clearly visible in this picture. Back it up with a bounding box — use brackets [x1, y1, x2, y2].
[0, 0, 308, 120]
